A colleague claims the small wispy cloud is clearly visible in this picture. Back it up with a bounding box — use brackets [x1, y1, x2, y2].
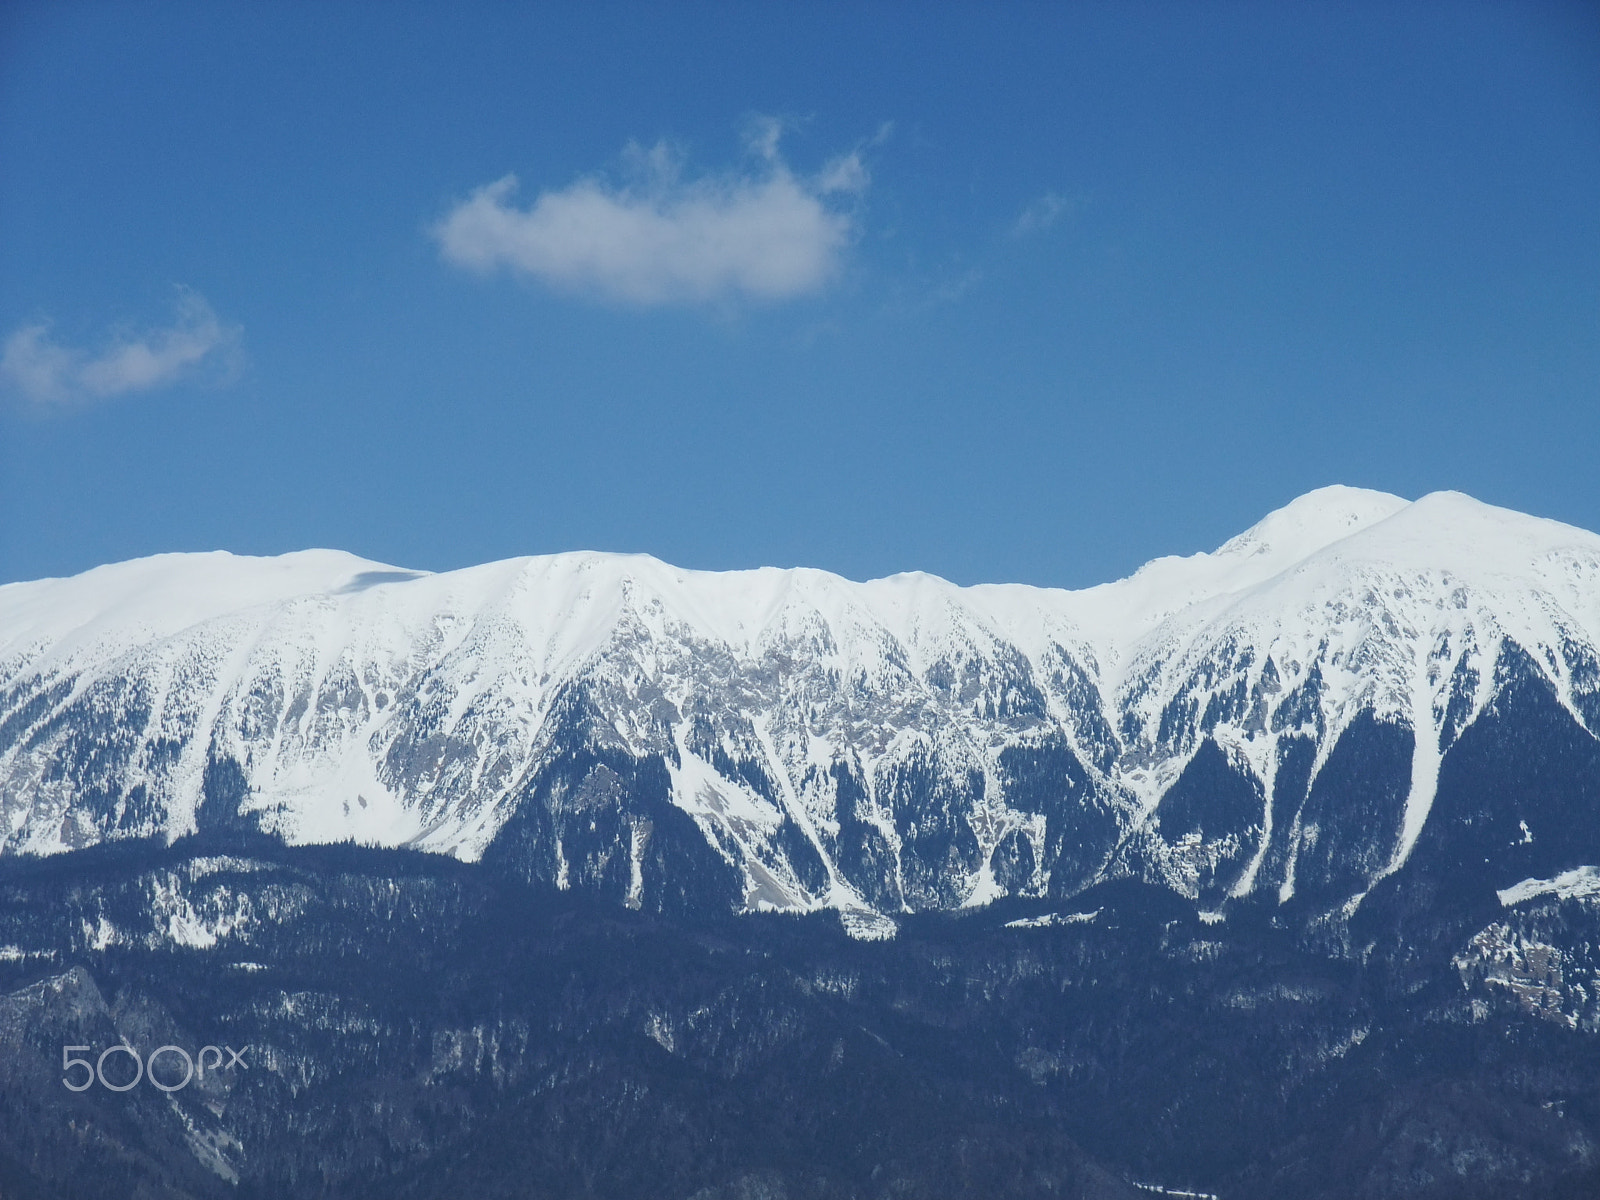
[1, 288, 241, 409]
[1012, 192, 1071, 237]
[434, 119, 873, 306]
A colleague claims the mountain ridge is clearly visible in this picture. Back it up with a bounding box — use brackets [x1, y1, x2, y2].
[4, 488, 1600, 1198]
[2, 486, 1597, 935]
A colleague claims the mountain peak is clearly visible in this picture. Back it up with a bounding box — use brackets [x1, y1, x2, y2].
[1214, 485, 1410, 565]
[1061, 486, 1411, 651]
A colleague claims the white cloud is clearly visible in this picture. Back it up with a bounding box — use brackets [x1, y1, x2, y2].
[1, 289, 240, 408]
[434, 125, 871, 306]
[1013, 192, 1070, 236]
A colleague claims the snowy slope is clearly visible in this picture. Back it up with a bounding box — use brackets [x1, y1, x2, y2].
[2, 488, 1597, 924]
[1100, 491, 1600, 903]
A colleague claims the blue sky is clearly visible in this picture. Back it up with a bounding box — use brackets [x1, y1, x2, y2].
[2, 2, 1597, 590]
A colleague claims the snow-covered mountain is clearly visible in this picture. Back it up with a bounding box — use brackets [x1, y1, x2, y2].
[3, 487, 1598, 931]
